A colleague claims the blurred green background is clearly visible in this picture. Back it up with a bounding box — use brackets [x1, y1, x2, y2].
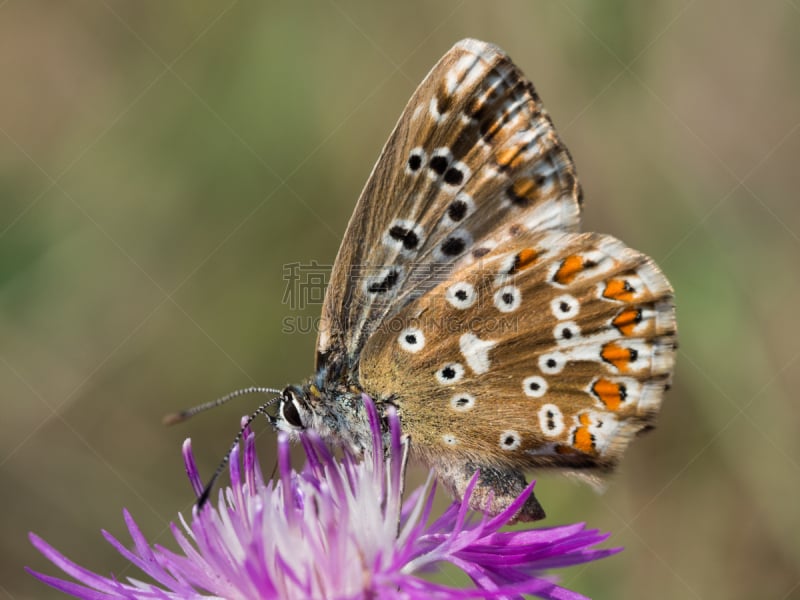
[2, 2, 798, 598]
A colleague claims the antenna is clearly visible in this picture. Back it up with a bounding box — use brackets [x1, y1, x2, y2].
[196, 397, 280, 508]
[163, 387, 283, 425]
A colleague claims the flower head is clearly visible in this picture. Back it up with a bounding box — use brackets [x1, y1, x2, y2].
[28, 396, 619, 599]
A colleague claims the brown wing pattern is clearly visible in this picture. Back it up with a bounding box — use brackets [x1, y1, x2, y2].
[317, 39, 582, 369]
[359, 231, 676, 473]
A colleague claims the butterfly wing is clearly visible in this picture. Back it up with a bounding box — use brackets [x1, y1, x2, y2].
[317, 39, 582, 371]
[359, 231, 676, 519]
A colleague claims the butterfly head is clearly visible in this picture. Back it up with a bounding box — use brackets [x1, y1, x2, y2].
[274, 378, 378, 457]
[276, 385, 312, 432]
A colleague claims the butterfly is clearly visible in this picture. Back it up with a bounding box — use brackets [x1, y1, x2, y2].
[178, 38, 677, 521]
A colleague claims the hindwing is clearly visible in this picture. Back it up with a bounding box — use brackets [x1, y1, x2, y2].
[359, 231, 676, 473]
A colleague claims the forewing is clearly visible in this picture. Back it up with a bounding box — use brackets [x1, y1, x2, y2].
[317, 39, 582, 369]
[359, 231, 676, 473]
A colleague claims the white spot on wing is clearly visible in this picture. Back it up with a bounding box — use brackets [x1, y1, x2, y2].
[554, 321, 580, 345]
[494, 285, 521, 312]
[538, 404, 565, 437]
[584, 411, 620, 453]
[446, 71, 460, 95]
[405, 147, 427, 175]
[443, 192, 475, 227]
[383, 219, 425, 256]
[433, 229, 473, 262]
[551, 294, 579, 320]
[429, 97, 446, 122]
[427, 147, 452, 180]
[499, 430, 522, 451]
[450, 393, 476, 412]
[436, 362, 465, 385]
[539, 352, 567, 374]
[398, 327, 425, 353]
[362, 266, 403, 295]
[459, 333, 496, 375]
[523, 375, 547, 398]
[446, 281, 477, 309]
[443, 160, 472, 189]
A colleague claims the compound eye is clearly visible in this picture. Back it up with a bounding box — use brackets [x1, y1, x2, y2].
[280, 390, 305, 429]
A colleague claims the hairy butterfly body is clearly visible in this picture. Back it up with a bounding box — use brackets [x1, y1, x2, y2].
[275, 39, 676, 521]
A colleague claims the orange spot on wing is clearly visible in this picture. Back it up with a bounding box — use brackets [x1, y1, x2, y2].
[554, 255, 584, 285]
[516, 247, 538, 270]
[572, 413, 596, 454]
[612, 308, 642, 336]
[496, 146, 524, 170]
[592, 378, 625, 411]
[512, 177, 535, 197]
[603, 279, 635, 302]
[506, 176, 546, 207]
[601, 341, 637, 372]
[511, 177, 539, 202]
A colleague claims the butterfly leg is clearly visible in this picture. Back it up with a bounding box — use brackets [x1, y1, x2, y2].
[435, 461, 546, 522]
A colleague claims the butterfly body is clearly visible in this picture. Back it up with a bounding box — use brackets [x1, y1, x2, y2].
[275, 39, 676, 521]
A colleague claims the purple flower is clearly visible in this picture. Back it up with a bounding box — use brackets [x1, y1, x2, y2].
[28, 396, 619, 599]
